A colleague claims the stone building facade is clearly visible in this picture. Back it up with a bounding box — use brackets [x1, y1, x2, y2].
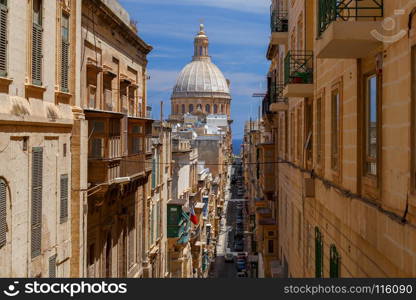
[0, 0, 79, 278]
[80, 0, 153, 278]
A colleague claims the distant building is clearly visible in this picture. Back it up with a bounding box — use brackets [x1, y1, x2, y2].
[170, 24, 232, 120]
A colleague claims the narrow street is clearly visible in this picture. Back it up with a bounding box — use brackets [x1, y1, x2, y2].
[211, 162, 247, 278]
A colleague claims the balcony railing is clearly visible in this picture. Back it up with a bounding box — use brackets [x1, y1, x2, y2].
[318, 0, 384, 37]
[270, 9, 288, 33]
[284, 51, 314, 85]
[120, 154, 145, 178]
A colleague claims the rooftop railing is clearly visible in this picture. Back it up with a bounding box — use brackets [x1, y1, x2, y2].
[318, 0, 384, 37]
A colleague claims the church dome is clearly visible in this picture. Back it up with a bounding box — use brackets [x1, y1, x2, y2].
[171, 25, 231, 100]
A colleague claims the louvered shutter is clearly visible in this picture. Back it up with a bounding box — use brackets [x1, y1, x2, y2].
[32, 23, 43, 86]
[0, 179, 6, 248]
[0, 1, 7, 77]
[61, 40, 69, 92]
[49, 254, 57, 278]
[31, 147, 43, 258]
[60, 174, 68, 223]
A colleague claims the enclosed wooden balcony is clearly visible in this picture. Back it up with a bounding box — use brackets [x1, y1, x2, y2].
[283, 51, 314, 98]
[316, 0, 383, 58]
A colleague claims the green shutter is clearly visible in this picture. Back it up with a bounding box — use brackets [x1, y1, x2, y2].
[49, 254, 57, 278]
[315, 227, 323, 278]
[31, 147, 43, 258]
[32, 23, 43, 86]
[0, 179, 6, 248]
[60, 174, 68, 223]
[0, 2, 7, 77]
[330, 244, 340, 278]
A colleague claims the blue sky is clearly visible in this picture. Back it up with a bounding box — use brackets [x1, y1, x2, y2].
[119, 0, 270, 141]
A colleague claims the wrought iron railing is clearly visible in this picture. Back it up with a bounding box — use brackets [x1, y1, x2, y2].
[284, 51, 314, 85]
[318, 0, 384, 37]
[271, 8, 288, 33]
[270, 82, 288, 104]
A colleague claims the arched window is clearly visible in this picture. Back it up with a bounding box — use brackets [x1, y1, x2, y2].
[175, 105, 179, 114]
[182, 104, 185, 113]
[220, 104, 223, 113]
[189, 104, 194, 113]
[213, 104, 218, 114]
[0, 179, 7, 248]
[197, 104, 202, 111]
[205, 104, 210, 113]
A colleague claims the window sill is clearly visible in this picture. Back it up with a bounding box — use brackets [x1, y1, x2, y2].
[55, 90, 72, 104]
[25, 83, 46, 99]
[0, 76, 13, 86]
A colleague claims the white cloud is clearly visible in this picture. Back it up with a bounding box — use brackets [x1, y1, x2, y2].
[121, 0, 269, 14]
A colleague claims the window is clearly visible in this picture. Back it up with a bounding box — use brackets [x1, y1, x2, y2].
[182, 104, 185, 113]
[205, 104, 210, 113]
[297, 107, 302, 161]
[0, 0, 7, 77]
[60, 174, 68, 223]
[214, 104, 218, 114]
[330, 245, 340, 278]
[32, 0, 43, 86]
[315, 227, 323, 278]
[316, 97, 323, 165]
[130, 124, 143, 155]
[31, 147, 43, 258]
[61, 14, 70, 92]
[63, 143, 67, 157]
[189, 104, 194, 113]
[291, 112, 295, 160]
[0, 179, 6, 248]
[268, 240, 274, 254]
[331, 89, 340, 171]
[365, 74, 378, 176]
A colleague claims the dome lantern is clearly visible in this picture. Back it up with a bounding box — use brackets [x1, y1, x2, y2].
[193, 24, 209, 61]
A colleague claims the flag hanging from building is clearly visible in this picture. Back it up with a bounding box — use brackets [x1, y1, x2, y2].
[190, 202, 198, 225]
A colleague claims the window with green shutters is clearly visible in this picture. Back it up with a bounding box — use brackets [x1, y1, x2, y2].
[60, 174, 68, 223]
[330, 244, 340, 278]
[0, 0, 8, 77]
[49, 254, 57, 278]
[61, 14, 69, 92]
[0, 179, 7, 249]
[315, 227, 323, 278]
[32, 0, 43, 86]
[31, 147, 43, 258]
